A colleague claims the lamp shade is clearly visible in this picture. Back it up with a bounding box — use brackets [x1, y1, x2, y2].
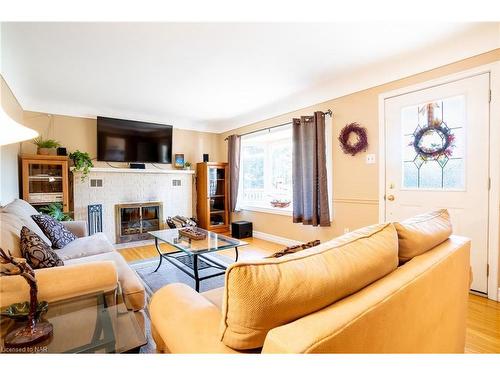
[0, 106, 38, 146]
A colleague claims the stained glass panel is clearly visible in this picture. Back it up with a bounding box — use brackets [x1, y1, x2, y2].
[403, 162, 418, 188]
[443, 159, 465, 189]
[401, 95, 465, 190]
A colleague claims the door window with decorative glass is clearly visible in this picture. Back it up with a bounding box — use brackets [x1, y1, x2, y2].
[402, 95, 465, 190]
[239, 125, 293, 211]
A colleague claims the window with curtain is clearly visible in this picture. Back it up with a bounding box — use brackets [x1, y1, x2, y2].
[238, 124, 293, 213]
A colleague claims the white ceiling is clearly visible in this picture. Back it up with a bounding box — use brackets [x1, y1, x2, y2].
[1, 22, 499, 133]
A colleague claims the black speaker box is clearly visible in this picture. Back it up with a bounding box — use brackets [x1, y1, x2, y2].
[231, 221, 253, 239]
[57, 147, 67, 156]
[203, 154, 209, 162]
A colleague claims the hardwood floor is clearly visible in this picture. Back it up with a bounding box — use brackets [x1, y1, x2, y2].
[118, 236, 282, 263]
[465, 294, 500, 353]
[118, 236, 500, 353]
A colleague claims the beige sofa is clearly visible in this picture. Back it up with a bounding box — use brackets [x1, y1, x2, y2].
[150, 210, 471, 353]
[0, 199, 145, 311]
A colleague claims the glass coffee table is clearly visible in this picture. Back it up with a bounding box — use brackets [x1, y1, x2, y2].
[148, 228, 248, 292]
[0, 289, 146, 353]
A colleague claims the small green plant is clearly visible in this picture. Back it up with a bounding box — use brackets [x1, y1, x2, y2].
[184, 161, 192, 169]
[39, 203, 72, 222]
[69, 150, 94, 182]
[32, 136, 61, 149]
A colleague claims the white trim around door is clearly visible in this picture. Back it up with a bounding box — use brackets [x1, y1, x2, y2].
[378, 61, 500, 301]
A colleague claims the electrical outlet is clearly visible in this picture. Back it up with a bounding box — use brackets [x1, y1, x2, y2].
[366, 154, 376, 164]
[344, 228, 350, 234]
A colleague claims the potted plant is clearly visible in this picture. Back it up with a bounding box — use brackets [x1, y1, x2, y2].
[32, 136, 61, 155]
[39, 202, 72, 221]
[184, 161, 192, 170]
[69, 150, 94, 182]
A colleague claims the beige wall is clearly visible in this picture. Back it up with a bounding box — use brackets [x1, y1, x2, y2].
[220, 49, 500, 243]
[19, 114, 222, 215]
[0, 75, 23, 205]
[20, 111, 222, 167]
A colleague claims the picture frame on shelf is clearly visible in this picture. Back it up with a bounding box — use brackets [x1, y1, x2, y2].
[174, 154, 185, 168]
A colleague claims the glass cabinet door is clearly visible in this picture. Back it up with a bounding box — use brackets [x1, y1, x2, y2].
[27, 162, 65, 207]
[208, 167, 226, 226]
[22, 156, 69, 214]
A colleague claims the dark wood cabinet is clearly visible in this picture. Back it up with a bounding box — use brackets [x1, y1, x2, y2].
[196, 162, 229, 233]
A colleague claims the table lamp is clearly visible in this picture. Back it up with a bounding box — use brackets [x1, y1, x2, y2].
[0, 106, 38, 146]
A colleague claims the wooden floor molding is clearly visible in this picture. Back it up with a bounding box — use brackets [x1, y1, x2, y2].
[119, 236, 500, 353]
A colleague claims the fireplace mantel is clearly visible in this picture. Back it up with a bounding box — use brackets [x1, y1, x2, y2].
[72, 167, 195, 175]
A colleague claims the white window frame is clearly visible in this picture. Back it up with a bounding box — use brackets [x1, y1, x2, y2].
[238, 125, 294, 216]
[237, 117, 333, 219]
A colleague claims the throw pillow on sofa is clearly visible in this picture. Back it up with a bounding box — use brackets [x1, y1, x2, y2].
[31, 214, 77, 249]
[394, 209, 452, 264]
[266, 240, 321, 258]
[1, 199, 53, 248]
[20, 226, 64, 269]
[220, 223, 399, 350]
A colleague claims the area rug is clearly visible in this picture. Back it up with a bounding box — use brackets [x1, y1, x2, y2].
[131, 252, 235, 297]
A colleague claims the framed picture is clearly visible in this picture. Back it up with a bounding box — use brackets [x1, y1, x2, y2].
[174, 154, 185, 168]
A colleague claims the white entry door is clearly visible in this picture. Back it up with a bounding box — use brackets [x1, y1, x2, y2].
[384, 73, 490, 293]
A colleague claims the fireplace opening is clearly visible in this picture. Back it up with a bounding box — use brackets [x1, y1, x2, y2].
[115, 202, 163, 243]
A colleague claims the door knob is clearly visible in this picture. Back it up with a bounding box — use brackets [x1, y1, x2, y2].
[387, 194, 395, 201]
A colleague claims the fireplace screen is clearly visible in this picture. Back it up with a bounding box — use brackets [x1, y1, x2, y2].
[116, 202, 163, 243]
[141, 206, 160, 232]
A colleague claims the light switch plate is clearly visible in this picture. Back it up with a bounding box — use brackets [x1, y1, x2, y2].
[366, 154, 376, 164]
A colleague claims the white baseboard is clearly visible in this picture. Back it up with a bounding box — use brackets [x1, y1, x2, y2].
[252, 230, 302, 246]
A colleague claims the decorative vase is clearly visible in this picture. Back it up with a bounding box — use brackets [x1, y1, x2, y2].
[37, 147, 57, 155]
[0, 248, 53, 348]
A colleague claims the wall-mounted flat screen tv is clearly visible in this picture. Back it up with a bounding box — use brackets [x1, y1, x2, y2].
[97, 116, 173, 163]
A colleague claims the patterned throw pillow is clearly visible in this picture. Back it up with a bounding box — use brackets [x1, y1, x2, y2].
[31, 214, 77, 249]
[266, 240, 321, 258]
[20, 226, 64, 269]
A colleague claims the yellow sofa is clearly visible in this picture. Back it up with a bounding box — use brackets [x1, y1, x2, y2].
[150, 210, 471, 353]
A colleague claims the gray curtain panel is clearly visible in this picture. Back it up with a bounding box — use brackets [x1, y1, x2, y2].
[292, 111, 330, 226]
[227, 134, 241, 212]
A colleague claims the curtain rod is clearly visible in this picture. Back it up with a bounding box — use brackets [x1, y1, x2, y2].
[224, 109, 332, 141]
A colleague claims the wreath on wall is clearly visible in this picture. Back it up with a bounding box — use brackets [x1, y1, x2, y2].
[410, 103, 456, 160]
[338, 122, 368, 156]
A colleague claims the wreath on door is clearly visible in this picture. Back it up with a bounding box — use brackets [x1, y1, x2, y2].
[338, 123, 368, 156]
[410, 103, 456, 160]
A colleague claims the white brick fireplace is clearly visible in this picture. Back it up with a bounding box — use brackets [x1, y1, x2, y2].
[73, 167, 195, 244]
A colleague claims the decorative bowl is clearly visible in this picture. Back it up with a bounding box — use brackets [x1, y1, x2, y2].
[179, 227, 207, 240]
[270, 199, 291, 208]
[1, 301, 49, 322]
